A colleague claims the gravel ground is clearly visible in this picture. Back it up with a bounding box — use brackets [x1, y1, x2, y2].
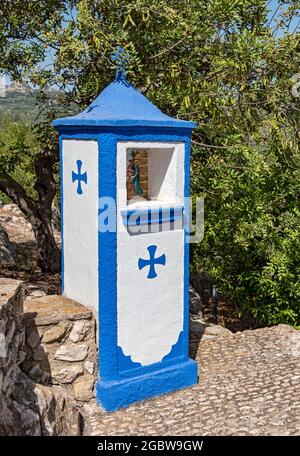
[82, 325, 300, 436]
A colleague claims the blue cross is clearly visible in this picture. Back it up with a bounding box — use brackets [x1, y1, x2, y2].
[111, 46, 129, 79]
[72, 160, 87, 195]
[138, 245, 166, 279]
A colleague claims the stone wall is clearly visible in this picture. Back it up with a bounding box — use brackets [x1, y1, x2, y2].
[0, 279, 25, 401]
[0, 279, 82, 436]
[22, 295, 97, 403]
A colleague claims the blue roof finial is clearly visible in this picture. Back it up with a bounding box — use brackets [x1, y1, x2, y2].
[111, 46, 129, 80]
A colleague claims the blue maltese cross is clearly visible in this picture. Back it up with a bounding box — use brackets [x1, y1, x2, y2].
[138, 245, 166, 279]
[111, 46, 129, 79]
[72, 160, 87, 195]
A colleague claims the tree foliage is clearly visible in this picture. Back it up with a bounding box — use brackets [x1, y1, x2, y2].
[0, 0, 300, 323]
[0, 115, 39, 203]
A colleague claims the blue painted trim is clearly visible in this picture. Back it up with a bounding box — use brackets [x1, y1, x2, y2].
[98, 133, 119, 381]
[121, 205, 184, 226]
[117, 330, 186, 377]
[162, 331, 185, 362]
[54, 118, 196, 129]
[183, 137, 191, 359]
[59, 136, 64, 294]
[53, 125, 193, 139]
[52, 78, 196, 130]
[96, 358, 198, 412]
[117, 353, 186, 377]
[117, 346, 142, 372]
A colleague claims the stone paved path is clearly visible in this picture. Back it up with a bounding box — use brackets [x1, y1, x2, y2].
[82, 324, 300, 436]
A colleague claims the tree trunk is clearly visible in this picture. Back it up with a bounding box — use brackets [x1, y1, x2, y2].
[30, 211, 61, 274]
[0, 147, 61, 273]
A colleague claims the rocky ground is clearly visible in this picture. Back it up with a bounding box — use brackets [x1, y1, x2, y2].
[0, 203, 61, 294]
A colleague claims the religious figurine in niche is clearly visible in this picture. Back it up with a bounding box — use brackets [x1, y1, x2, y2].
[126, 149, 148, 203]
[132, 158, 143, 196]
[126, 158, 134, 194]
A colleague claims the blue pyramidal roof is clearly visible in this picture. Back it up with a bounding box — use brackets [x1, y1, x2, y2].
[52, 77, 196, 129]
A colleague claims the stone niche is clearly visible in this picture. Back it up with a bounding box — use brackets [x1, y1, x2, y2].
[23, 295, 98, 403]
[124, 145, 182, 207]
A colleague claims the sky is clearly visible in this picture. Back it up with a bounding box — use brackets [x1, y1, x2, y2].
[268, 0, 300, 36]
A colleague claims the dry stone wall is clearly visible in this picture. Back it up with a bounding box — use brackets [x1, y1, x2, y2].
[0, 279, 83, 435]
[23, 295, 97, 403]
[0, 279, 25, 401]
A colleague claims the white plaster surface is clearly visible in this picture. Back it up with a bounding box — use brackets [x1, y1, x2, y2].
[117, 141, 185, 365]
[148, 148, 178, 202]
[62, 139, 98, 310]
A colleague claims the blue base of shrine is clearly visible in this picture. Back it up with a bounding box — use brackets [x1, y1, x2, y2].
[95, 358, 198, 412]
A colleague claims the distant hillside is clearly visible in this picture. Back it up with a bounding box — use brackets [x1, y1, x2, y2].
[0, 82, 37, 120]
[5, 81, 31, 94]
[0, 82, 66, 122]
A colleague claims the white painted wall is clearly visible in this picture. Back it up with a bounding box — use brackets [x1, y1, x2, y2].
[117, 141, 185, 366]
[148, 147, 182, 202]
[62, 139, 98, 310]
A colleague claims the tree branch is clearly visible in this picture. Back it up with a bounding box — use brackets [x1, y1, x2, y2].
[149, 36, 188, 60]
[192, 140, 240, 149]
[0, 171, 36, 218]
